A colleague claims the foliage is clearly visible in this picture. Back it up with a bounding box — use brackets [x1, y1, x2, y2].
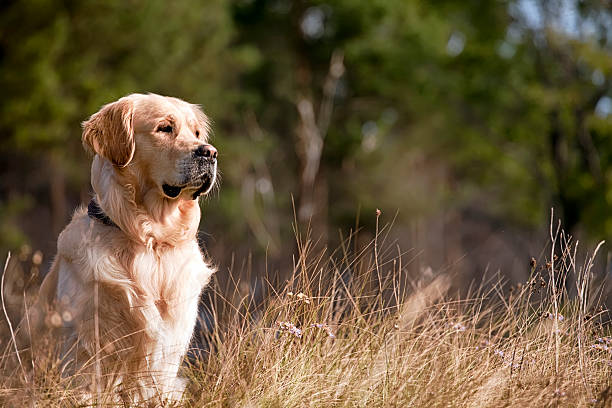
[0, 0, 610, 278]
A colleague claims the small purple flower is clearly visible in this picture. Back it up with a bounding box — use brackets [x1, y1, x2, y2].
[452, 322, 466, 332]
[591, 344, 609, 351]
[445, 321, 467, 332]
[278, 321, 303, 338]
[476, 339, 491, 350]
[311, 323, 336, 338]
[545, 312, 564, 321]
[552, 389, 566, 398]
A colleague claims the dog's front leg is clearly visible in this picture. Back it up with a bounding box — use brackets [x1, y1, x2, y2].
[142, 338, 188, 402]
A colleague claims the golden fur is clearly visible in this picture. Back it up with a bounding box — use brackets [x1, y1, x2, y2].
[19, 94, 217, 403]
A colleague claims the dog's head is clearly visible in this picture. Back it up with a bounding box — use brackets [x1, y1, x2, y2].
[82, 93, 217, 200]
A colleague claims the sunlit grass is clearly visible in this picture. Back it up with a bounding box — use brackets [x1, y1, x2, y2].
[1, 217, 611, 407]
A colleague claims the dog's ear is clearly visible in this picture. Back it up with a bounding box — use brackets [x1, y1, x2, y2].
[82, 98, 135, 167]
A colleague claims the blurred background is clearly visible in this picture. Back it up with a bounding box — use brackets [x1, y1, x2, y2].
[0, 0, 611, 294]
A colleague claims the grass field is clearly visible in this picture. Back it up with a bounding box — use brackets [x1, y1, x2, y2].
[1, 218, 611, 407]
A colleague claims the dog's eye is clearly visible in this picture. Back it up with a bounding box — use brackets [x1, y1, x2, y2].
[157, 124, 173, 133]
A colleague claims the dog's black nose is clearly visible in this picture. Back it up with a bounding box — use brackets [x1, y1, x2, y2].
[194, 144, 218, 159]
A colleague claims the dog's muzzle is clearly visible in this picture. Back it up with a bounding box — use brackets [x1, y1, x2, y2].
[162, 144, 218, 199]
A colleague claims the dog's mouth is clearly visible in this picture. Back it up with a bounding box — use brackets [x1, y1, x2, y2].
[162, 184, 184, 198]
[162, 174, 214, 200]
[191, 175, 214, 199]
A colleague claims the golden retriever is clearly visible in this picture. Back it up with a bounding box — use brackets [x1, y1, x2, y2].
[19, 93, 217, 404]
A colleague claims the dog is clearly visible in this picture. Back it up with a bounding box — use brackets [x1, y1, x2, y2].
[18, 93, 217, 404]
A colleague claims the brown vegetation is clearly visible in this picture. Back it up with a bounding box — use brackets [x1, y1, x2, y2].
[0, 216, 611, 407]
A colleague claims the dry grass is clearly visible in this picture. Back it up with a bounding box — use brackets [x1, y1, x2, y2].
[1, 216, 611, 407]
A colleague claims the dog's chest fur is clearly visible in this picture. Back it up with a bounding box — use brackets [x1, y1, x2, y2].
[129, 241, 210, 338]
[56, 208, 214, 359]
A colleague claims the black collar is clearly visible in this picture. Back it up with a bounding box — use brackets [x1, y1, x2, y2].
[87, 199, 118, 228]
